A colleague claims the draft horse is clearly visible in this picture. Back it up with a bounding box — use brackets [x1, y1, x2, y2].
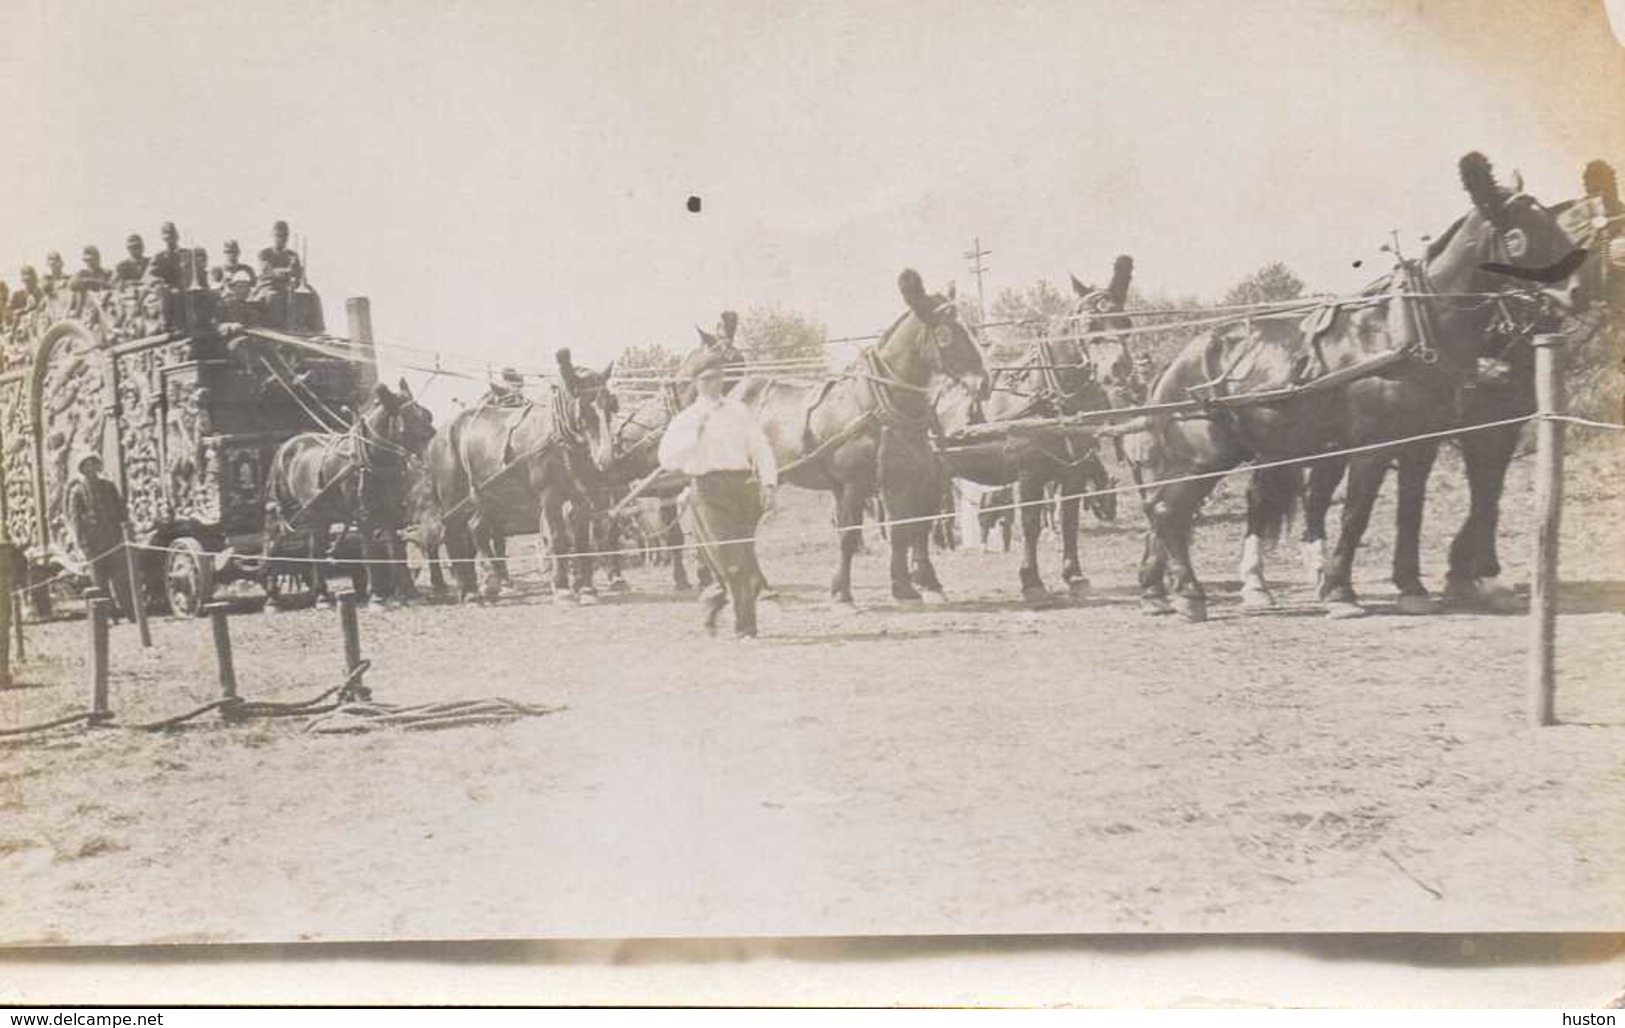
[934, 256, 1145, 603]
[424, 349, 618, 604]
[1129, 152, 1584, 622]
[1237, 160, 1613, 613]
[732, 269, 989, 605]
[265, 380, 436, 608]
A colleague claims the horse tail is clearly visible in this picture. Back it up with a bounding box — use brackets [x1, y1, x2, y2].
[1247, 464, 1302, 543]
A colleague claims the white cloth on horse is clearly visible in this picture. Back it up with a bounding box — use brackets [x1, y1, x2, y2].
[657, 395, 778, 488]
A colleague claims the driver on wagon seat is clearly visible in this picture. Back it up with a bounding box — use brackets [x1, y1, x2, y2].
[486, 367, 528, 408]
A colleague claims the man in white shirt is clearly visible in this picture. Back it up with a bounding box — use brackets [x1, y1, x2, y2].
[657, 351, 777, 638]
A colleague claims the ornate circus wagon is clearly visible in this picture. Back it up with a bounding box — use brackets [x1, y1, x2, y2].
[0, 254, 378, 616]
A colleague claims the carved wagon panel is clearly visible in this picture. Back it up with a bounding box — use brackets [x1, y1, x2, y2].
[0, 376, 37, 546]
[32, 322, 114, 570]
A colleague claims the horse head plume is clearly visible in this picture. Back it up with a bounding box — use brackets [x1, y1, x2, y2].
[1460, 151, 1506, 221]
[1108, 255, 1135, 308]
[718, 310, 739, 340]
[1584, 159, 1620, 211]
[555, 348, 579, 391]
[898, 268, 934, 320]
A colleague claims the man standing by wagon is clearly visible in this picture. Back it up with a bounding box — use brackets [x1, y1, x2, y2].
[657, 351, 777, 639]
[66, 451, 135, 623]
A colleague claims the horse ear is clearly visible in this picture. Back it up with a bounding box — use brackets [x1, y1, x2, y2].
[602, 360, 615, 381]
[1459, 151, 1504, 218]
[397, 377, 413, 401]
[1070, 273, 1089, 298]
[373, 382, 400, 411]
[555, 348, 579, 389]
[697, 327, 718, 347]
[945, 281, 957, 300]
[1509, 169, 1525, 196]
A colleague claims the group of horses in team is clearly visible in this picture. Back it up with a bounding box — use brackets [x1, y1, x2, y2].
[263, 151, 1619, 624]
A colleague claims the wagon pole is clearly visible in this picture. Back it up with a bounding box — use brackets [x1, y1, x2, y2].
[1529, 331, 1567, 727]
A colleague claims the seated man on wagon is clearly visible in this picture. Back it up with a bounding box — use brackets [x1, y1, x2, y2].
[8, 266, 44, 317]
[69, 246, 113, 315]
[41, 251, 71, 299]
[483, 367, 529, 408]
[252, 220, 308, 329]
[114, 234, 149, 286]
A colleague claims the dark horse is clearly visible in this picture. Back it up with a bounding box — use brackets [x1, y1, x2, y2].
[265, 380, 436, 608]
[1129, 152, 1583, 622]
[1238, 159, 1619, 613]
[934, 257, 1144, 604]
[423, 349, 618, 604]
[731, 269, 989, 605]
[599, 319, 746, 593]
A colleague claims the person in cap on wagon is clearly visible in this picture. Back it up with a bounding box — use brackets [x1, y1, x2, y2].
[486, 367, 528, 407]
[115, 234, 149, 286]
[657, 350, 777, 639]
[66, 450, 135, 623]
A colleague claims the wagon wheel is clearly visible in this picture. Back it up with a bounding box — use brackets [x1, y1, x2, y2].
[165, 536, 215, 617]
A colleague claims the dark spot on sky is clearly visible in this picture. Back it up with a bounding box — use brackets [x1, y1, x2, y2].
[1351, 260, 1363, 268]
[686, 196, 702, 213]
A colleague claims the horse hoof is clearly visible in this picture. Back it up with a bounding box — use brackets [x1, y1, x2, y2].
[552, 590, 577, 606]
[1140, 596, 1174, 617]
[1172, 595, 1208, 623]
[1067, 578, 1091, 599]
[1324, 601, 1368, 620]
[606, 579, 631, 594]
[577, 591, 600, 607]
[919, 589, 948, 605]
[1300, 542, 1326, 586]
[1394, 593, 1436, 616]
[1022, 586, 1053, 607]
[1240, 586, 1275, 609]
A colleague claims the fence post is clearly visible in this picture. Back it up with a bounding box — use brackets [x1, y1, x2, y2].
[337, 590, 362, 676]
[1529, 332, 1566, 728]
[12, 596, 22, 663]
[87, 594, 112, 723]
[121, 524, 151, 649]
[205, 602, 237, 705]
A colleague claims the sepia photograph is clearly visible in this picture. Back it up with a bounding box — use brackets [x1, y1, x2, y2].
[1, 0, 1623, 1007]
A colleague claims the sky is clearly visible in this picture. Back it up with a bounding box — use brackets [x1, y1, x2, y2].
[3, 0, 1623, 417]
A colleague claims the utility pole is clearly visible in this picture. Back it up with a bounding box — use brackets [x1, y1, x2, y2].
[963, 237, 991, 324]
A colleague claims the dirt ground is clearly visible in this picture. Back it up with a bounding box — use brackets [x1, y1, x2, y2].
[2, 435, 1622, 946]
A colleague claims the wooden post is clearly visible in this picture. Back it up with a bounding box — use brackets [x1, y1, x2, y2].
[12, 597, 22, 663]
[205, 602, 237, 702]
[338, 591, 362, 676]
[121, 524, 151, 649]
[88, 595, 111, 723]
[345, 297, 374, 346]
[1529, 333, 1566, 728]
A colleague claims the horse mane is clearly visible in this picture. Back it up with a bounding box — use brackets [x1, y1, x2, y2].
[1424, 215, 1465, 261]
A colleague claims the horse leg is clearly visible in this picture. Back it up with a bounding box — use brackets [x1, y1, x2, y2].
[1058, 470, 1087, 598]
[830, 484, 864, 607]
[1445, 421, 1522, 611]
[1138, 530, 1173, 616]
[1319, 453, 1388, 619]
[572, 502, 599, 606]
[542, 495, 576, 605]
[309, 530, 333, 607]
[1016, 474, 1049, 604]
[1239, 465, 1298, 609]
[1391, 441, 1440, 614]
[1145, 477, 1218, 623]
[1301, 457, 1344, 587]
[665, 501, 693, 592]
